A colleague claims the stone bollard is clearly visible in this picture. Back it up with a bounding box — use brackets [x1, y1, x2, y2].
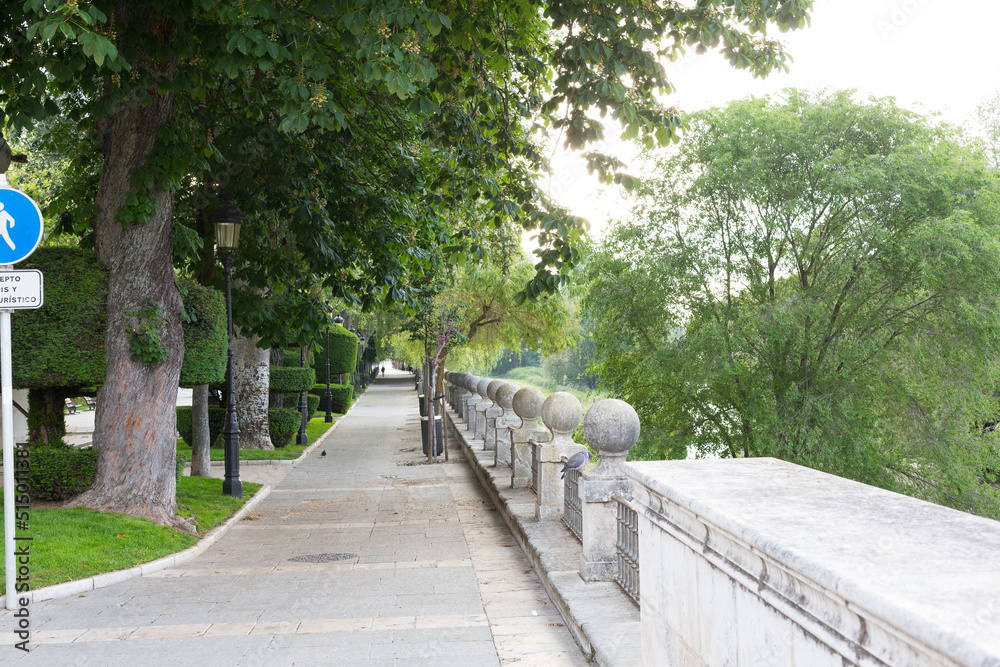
[579, 399, 640, 581]
[533, 392, 589, 521]
[474, 377, 493, 441]
[483, 380, 505, 452]
[464, 375, 483, 431]
[511, 387, 547, 488]
[493, 383, 519, 468]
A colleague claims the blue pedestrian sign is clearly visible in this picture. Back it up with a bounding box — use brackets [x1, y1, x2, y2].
[0, 187, 44, 265]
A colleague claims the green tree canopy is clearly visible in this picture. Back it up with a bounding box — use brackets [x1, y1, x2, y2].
[586, 90, 1000, 517]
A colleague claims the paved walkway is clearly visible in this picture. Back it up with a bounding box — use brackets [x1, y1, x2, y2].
[0, 369, 588, 665]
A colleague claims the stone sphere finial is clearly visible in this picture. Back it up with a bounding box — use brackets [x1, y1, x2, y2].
[584, 399, 640, 478]
[487, 379, 504, 401]
[464, 375, 480, 392]
[541, 392, 582, 447]
[512, 387, 545, 421]
[476, 377, 491, 399]
[495, 383, 518, 410]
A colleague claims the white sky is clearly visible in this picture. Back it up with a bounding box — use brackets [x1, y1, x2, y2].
[545, 0, 1000, 239]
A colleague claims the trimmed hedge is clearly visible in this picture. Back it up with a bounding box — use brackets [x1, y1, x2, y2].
[13, 248, 108, 389]
[309, 383, 353, 413]
[178, 405, 307, 448]
[27, 442, 99, 501]
[268, 408, 299, 448]
[283, 392, 320, 418]
[314, 326, 358, 376]
[178, 278, 227, 387]
[270, 366, 316, 393]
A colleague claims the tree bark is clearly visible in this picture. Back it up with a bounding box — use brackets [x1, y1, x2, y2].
[72, 63, 186, 527]
[234, 332, 273, 449]
[190, 384, 211, 476]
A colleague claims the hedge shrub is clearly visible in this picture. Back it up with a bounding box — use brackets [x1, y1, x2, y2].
[13, 248, 108, 389]
[178, 278, 227, 387]
[268, 408, 300, 448]
[283, 392, 320, 418]
[270, 367, 316, 394]
[314, 326, 358, 377]
[316, 383, 353, 413]
[27, 442, 99, 501]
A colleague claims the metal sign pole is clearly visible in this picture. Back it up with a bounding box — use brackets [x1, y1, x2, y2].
[2, 297, 13, 610]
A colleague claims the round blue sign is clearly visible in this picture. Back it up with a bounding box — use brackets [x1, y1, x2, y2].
[0, 188, 43, 265]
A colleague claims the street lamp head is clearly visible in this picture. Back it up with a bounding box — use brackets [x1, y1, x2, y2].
[210, 194, 244, 252]
[333, 315, 344, 326]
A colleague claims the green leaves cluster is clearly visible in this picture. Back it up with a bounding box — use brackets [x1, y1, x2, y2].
[126, 299, 170, 365]
[587, 90, 1000, 517]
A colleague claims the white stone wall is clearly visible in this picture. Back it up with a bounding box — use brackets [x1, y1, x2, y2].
[624, 458, 1000, 667]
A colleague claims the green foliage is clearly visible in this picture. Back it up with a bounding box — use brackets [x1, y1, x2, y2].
[176, 454, 186, 486]
[126, 299, 169, 365]
[283, 393, 320, 419]
[269, 367, 316, 394]
[586, 90, 1000, 517]
[268, 408, 300, 448]
[176, 406, 227, 448]
[12, 248, 107, 389]
[314, 327, 358, 376]
[27, 442, 98, 501]
[178, 278, 227, 387]
[311, 383, 354, 413]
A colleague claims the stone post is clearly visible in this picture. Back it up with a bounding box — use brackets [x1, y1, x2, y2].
[493, 383, 519, 468]
[474, 377, 492, 442]
[463, 375, 482, 432]
[533, 392, 588, 521]
[452, 373, 468, 419]
[511, 387, 546, 488]
[483, 379, 505, 452]
[579, 399, 640, 581]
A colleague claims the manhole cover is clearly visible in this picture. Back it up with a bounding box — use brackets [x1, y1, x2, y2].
[288, 553, 358, 563]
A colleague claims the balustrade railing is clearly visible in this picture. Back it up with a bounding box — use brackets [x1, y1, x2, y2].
[615, 496, 640, 607]
[530, 440, 539, 494]
[563, 468, 583, 542]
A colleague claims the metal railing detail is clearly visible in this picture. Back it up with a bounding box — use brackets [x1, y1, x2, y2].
[616, 497, 640, 607]
[563, 469, 583, 542]
[530, 441, 540, 495]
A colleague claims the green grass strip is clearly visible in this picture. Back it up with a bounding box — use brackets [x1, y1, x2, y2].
[1, 478, 261, 591]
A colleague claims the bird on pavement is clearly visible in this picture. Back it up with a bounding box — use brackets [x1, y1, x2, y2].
[321, 450, 326, 457]
[560, 451, 593, 479]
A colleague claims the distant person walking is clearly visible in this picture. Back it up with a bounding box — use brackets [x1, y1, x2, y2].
[380, 366, 385, 377]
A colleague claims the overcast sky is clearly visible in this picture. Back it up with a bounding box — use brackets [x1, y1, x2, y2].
[545, 0, 1000, 239]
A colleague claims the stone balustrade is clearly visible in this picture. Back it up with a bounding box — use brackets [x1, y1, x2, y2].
[531, 392, 589, 521]
[442, 371, 1000, 667]
[483, 379, 505, 451]
[473, 377, 492, 441]
[510, 387, 546, 488]
[623, 458, 1000, 666]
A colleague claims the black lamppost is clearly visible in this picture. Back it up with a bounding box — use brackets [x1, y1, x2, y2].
[211, 194, 243, 499]
[296, 345, 309, 445]
[359, 335, 367, 387]
[348, 327, 358, 392]
[324, 309, 341, 423]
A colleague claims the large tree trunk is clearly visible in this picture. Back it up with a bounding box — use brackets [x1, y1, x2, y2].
[234, 332, 273, 450]
[190, 384, 211, 476]
[72, 66, 186, 527]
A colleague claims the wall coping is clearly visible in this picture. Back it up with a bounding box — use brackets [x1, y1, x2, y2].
[623, 458, 1000, 666]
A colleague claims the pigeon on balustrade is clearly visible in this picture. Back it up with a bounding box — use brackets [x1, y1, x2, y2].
[560, 451, 593, 479]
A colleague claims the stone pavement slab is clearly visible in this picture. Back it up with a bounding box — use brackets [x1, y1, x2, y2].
[0, 369, 588, 666]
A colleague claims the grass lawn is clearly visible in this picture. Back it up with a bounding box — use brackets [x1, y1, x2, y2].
[0, 478, 262, 591]
[176, 416, 338, 461]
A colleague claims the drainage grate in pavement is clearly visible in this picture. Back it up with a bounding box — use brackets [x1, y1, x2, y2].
[288, 553, 359, 563]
